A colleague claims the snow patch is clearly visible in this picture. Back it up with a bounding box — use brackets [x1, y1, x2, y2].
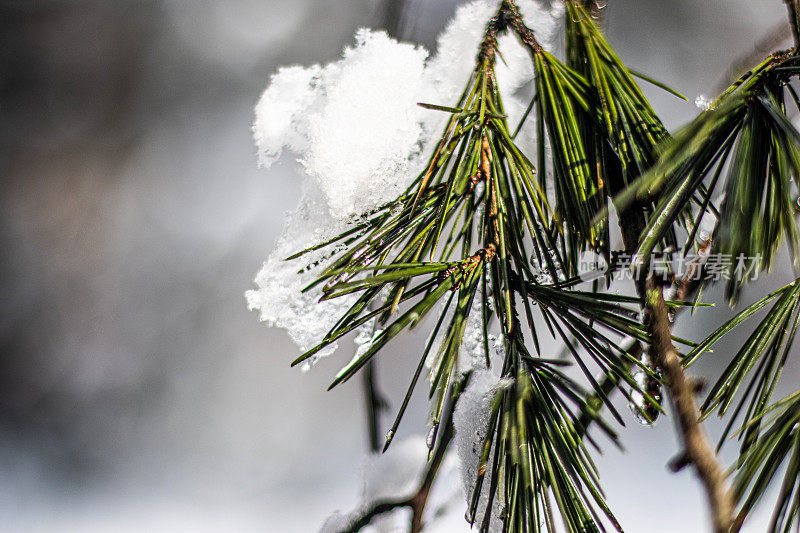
[248, 1, 563, 368]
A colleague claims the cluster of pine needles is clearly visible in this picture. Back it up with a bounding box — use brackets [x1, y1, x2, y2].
[283, 1, 800, 531]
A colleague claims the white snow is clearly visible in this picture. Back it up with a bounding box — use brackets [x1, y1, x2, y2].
[425, 282, 498, 379]
[453, 368, 512, 532]
[318, 436, 466, 532]
[253, 65, 321, 168]
[245, 183, 360, 370]
[424, 0, 563, 105]
[353, 319, 382, 359]
[459, 302, 488, 373]
[331, 319, 385, 381]
[248, 0, 563, 366]
[694, 94, 713, 111]
[457, 282, 500, 374]
[253, 29, 428, 220]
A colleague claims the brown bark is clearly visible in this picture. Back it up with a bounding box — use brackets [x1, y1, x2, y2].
[645, 278, 735, 533]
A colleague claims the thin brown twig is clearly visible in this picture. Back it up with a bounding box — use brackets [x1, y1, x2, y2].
[341, 387, 457, 533]
[613, 149, 734, 532]
[382, 0, 408, 39]
[645, 277, 735, 533]
[785, 0, 800, 49]
[575, 242, 710, 437]
[628, 3, 800, 528]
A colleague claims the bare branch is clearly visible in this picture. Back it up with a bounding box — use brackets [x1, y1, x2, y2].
[785, 0, 800, 49]
[645, 277, 735, 533]
[342, 387, 457, 533]
[382, 0, 408, 39]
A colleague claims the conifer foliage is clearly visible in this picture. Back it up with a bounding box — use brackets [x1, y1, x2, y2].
[249, 1, 800, 531]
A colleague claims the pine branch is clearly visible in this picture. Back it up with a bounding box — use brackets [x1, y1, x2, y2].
[265, 2, 800, 532]
[645, 277, 735, 533]
[576, 243, 711, 440]
[731, 389, 800, 531]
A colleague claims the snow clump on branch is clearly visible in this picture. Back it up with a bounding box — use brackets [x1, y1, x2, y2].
[247, 1, 563, 369]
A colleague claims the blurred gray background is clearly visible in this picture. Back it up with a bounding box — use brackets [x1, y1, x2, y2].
[1, 0, 798, 531]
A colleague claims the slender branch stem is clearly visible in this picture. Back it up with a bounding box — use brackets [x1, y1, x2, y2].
[576, 240, 709, 438]
[382, 0, 408, 39]
[343, 499, 409, 532]
[342, 386, 457, 533]
[593, 13, 732, 524]
[363, 359, 387, 452]
[615, 170, 733, 531]
[645, 277, 734, 533]
[785, 0, 800, 49]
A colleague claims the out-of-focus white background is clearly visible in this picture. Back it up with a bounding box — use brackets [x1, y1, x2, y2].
[1, 1, 798, 531]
